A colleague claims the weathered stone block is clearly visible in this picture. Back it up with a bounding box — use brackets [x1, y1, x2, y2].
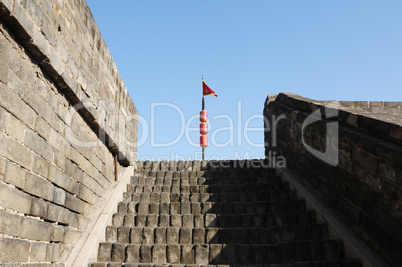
[130, 227, 141, 244]
[181, 244, 194, 264]
[152, 244, 166, 264]
[111, 243, 125, 262]
[0, 237, 30, 263]
[209, 244, 222, 263]
[138, 203, 149, 215]
[0, 132, 34, 170]
[32, 155, 49, 178]
[21, 216, 52, 241]
[142, 228, 154, 245]
[206, 228, 219, 243]
[117, 226, 130, 243]
[53, 187, 66, 206]
[125, 244, 140, 263]
[181, 202, 190, 214]
[167, 244, 180, 263]
[51, 225, 65, 242]
[147, 214, 158, 227]
[155, 227, 166, 244]
[193, 228, 205, 244]
[159, 214, 169, 227]
[179, 228, 192, 244]
[0, 210, 24, 238]
[167, 227, 179, 244]
[0, 182, 32, 214]
[30, 241, 47, 262]
[25, 173, 54, 201]
[4, 161, 27, 189]
[182, 215, 193, 228]
[30, 197, 47, 218]
[97, 242, 112, 262]
[140, 245, 152, 263]
[195, 244, 208, 264]
[65, 193, 85, 214]
[24, 129, 53, 162]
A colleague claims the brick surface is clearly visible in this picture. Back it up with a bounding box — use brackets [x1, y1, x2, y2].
[0, 182, 32, 214]
[0, 237, 30, 263]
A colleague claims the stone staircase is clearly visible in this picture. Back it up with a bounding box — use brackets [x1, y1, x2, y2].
[90, 160, 362, 267]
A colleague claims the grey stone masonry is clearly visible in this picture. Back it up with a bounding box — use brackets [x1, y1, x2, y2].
[264, 93, 401, 266]
[90, 160, 363, 266]
[0, 0, 138, 265]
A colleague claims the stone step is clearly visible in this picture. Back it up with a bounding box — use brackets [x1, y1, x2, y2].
[126, 182, 289, 194]
[96, 241, 344, 264]
[133, 169, 267, 180]
[130, 175, 280, 186]
[117, 200, 307, 216]
[105, 225, 329, 245]
[112, 211, 315, 228]
[91, 262, 362, 267]
[136, 160, 268, 173]
[122, 190, 297, 204]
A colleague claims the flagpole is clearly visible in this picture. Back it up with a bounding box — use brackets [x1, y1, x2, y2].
[201, 74, 205, 161]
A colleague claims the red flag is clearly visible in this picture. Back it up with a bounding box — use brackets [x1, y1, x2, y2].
[202, 80, 218, 97]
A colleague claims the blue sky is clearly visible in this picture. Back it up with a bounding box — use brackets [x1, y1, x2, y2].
[86, 0, 402, 161]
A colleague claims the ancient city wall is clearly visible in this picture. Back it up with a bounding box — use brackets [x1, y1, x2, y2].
[0, 0, 137, 264]
[264, 93, 402, 266]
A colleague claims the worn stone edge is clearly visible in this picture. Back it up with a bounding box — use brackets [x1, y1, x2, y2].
[66, 165, 133, 267]
[276, 167, 388, 267]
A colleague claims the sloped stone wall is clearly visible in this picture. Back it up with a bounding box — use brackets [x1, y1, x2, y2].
[0, 0, 137, 265]
[264, 93, 402, 266]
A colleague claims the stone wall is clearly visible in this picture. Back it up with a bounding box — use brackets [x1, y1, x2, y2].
[264, 93, 402, 266]
[0, 0, 137, 265]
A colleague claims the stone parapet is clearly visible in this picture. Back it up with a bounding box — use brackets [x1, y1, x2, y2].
[264, 93, 402, 266]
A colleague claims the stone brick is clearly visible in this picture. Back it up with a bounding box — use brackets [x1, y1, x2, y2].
[117, 226, 130, 243]
[0, 237, 30, 263]
[182, 215, 193, 228]
[64, 228, 81, 244]
[167, 227, 179, 244]
[53, 187, 66, 206]
[205, 213, 217, 227]
[179, 228, 192, 244]
[195, 244, 208, 264]
[155, 227, 166, 244]
[142, 228, 154, 245]
[206, 228, 219, 243]
[97, 242, 112, 262]
[20, 216, 52, 241]
[0, 210, 24, 237]
[46, 203, 65, 223]
[30, 197, 47, 218]
[0, 157, 5, 178]
[140, 245, 152, 263]
[181, 244, 194, 264]
[3, 109, 27, 143]
[193, 228, 205, 244]
[209, 244, 222, 264]
[32, 155, 49, 178]
[51, 225, 65, 242]
[48, 165, 77, 195]
[152, 244, 166, 264]
[0, 132, 34, 170]
[25, 172, 54, 201]
[111, 243, 125, 262]
[4, 161, 27, 189]
[30, 242, 47, 262]
[0, 84, 36, 129]
[0, 182, 32, 214]
[167, 244, 180, 263]
[125, 244, 140, 263]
